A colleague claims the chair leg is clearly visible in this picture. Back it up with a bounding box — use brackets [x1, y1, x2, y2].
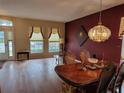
[75, 88, 80, 93]
[75, 88, 85, 93]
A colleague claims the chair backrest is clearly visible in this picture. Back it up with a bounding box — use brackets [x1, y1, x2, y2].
[64, 55, 76, 64]
[80, 50, 90, 64]
[113, 62, 124, 93]
[116, 62, 124, 81]
[64, 51, 76, 64]
[97, 62, 117, 93]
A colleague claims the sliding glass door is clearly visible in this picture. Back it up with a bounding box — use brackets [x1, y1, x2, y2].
[0, 30, 14, 60]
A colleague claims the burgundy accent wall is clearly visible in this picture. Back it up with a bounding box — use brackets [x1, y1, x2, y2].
[65, 4, 124, 63]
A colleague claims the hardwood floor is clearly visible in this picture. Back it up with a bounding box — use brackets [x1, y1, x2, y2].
[0, 58, 63, 93]
[0, 58, 123, 93]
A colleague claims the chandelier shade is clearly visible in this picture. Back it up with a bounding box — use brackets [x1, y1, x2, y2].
[88, 24, 111, 42]
[88, 0, 111, 42]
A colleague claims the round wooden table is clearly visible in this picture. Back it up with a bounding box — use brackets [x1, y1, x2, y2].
[55, 63, 102, 92]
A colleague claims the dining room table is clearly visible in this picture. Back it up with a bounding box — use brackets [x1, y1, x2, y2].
[55, 62, 103, 93]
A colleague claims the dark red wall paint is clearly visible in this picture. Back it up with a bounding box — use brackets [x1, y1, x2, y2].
[65, 4, 124, 63]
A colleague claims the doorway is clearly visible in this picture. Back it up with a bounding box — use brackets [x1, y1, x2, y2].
[0, 30, 14, 60]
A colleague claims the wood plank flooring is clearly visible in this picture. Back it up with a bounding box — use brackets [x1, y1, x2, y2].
[0, 58, 63, 93]
[0, 58, 123, 93]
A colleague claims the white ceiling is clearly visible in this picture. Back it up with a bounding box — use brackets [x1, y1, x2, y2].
[0, 0, 124, 22]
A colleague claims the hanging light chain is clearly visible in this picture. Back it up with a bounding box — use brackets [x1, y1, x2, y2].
[98, 0, 102, 25]
[88, 0, 111, 42]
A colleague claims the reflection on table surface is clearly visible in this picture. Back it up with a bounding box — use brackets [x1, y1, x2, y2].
[55, 63, 102, 87]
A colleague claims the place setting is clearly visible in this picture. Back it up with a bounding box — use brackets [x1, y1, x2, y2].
[83, 58, 105, 70]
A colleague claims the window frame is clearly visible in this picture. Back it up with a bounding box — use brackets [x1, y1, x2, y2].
[30, 40, 44, 54]
[29, 27, 44, 54]
[48, 28, 60, 53]
[48, 41, 60, 53]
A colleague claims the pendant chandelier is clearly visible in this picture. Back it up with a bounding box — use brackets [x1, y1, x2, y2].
[88, 0, 111, 42]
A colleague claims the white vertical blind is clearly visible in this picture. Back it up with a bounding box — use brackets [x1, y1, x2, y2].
[121, 36, 124, 60]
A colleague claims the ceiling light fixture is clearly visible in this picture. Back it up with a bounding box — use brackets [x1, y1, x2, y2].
[88, 0, 111, 42]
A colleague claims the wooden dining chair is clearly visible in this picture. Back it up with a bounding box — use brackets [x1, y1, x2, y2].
[112, 62, 124, 93]
[61, 51, 77, 93]
[80, 50, 90, 65]
[96, 62, 117, 93]
[64, 51, 76, 64]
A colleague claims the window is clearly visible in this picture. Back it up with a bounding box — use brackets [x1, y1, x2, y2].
[7, 31, 13, 56]
[8, 40, 13, 56]
[0, 31, 5, 53]
[30, 27, 44, 53]
[119, 17, 124, 62]
[0, 19, 13, 26]
[121, 36, 124, 60]
[0, 19, 14, 58]
[49, 28, 60, 52]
